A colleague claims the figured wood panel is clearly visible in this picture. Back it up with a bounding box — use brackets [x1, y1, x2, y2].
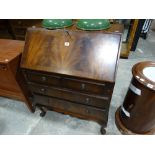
[21, 28, 121, 82]
[34, 94, 107, 124]
[28, 82, 109, 109]
[25, 70, 113, 96]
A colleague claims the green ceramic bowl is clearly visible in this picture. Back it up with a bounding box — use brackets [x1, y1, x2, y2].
[76, 19, 110, 30]
[42, 19, 73, 29]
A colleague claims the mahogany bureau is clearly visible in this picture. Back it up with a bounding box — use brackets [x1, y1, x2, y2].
[20, 28, 122, 134]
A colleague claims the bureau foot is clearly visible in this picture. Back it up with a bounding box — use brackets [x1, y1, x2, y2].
[40, 111, 46, 117]
[39, 107, 47, 117]
[100, 126, 106, 135]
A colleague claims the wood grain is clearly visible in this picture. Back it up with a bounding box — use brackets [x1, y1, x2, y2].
[20, 28, 122, 133]
[116, 61, 155, 134]
[0, 39, 34, 112]
[21, 28, 122, 82]
[0, 39, 23, 63]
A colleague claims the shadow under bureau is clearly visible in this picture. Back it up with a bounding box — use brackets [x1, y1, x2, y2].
[20, 28, 122, 134]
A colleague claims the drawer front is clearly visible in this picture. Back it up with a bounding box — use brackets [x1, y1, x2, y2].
[29, 83, 110, 109]
[62, 78, 114, 96]
[25, 71, 114, 96]
[34, 94, 108, 123]
[26, 71, 61, 88]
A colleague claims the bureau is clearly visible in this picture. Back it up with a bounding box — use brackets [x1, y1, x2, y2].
[20, 28, 122, 134]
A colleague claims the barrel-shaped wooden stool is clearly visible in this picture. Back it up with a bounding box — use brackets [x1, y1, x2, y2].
[115, 61, 155, 134]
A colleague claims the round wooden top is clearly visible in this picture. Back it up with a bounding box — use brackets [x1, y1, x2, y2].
[132, 61, 155, 91]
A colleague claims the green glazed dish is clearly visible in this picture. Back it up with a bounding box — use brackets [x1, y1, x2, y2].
[42, 19, 73, 29]
[76, 19, 110, 30]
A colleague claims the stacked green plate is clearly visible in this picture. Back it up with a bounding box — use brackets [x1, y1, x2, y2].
[42, 19, 73, 29]
[76, 19, 110, 30]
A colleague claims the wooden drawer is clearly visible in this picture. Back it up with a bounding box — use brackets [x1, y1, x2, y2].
[28, 83, 109, 109]
[25, 71, 113, 96]
[62, 78, 114, 96]
[34, 94, 108, 123]
[25, 71, 61, 88]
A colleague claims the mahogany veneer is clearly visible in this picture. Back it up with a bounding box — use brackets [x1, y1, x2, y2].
[21, 28, 122, 134]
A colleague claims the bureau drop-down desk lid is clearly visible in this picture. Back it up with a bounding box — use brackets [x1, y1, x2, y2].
[21, 28, 122, 82]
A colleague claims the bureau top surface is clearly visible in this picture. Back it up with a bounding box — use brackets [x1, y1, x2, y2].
[0, 39, 24, 64]
[21, 28, 122, 82]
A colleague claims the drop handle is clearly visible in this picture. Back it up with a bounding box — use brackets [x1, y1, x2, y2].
[40, 88, 46, 93]
[81, 83, 86, 90]
[86, 98, 90, 104]
[85, 109, 90, 114]
[41, 76, 47, 81]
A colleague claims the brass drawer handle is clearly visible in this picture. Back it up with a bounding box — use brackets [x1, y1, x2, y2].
[81, 83, 85, 90]
[41, 76, 47, 81]
[86, 98, 90, 104]
[85, 109, 90, 114]
[40, 88, 46, 93]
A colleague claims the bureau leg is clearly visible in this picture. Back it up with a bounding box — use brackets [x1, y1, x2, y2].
[39, 107, 47, 117]
[100, 126, 106, 135]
